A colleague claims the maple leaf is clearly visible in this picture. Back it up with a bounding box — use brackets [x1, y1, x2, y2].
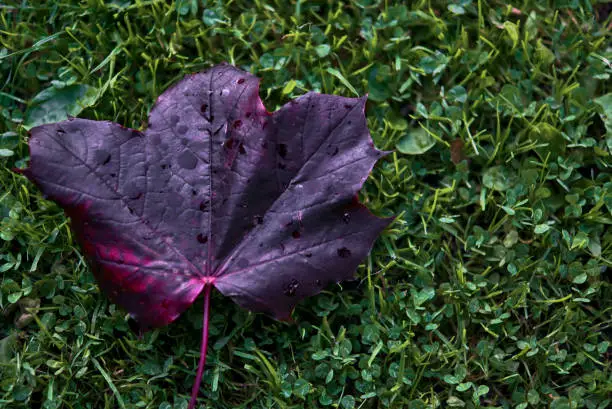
[20, 63, 391, 408]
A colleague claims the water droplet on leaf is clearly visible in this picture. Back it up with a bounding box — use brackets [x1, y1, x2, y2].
[95, 150, 111, 165]
[178, 150, 198, 170]
[326, 145, 339, 156]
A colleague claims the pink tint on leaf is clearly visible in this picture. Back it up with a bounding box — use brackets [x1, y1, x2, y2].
[22, 63, 391, 408]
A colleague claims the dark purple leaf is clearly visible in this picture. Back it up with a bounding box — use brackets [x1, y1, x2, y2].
[20, 63, 391, 407]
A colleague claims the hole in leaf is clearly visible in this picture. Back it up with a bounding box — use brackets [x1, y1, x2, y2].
[337, 247, 351, 258]
[283, 279, 299, 297]
[277, 143, 288, 158]
[233, 120, 242, 129]
[197, 233, 208, 244]
[199, 200, 209, 211]
[239, 144, 247, 155]
[237, 78, 245, 84]
[292, 230, 301, 239]
[343, 212, 350, 224]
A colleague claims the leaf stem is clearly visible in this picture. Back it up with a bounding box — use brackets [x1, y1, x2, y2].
[188, 284, 212, 409]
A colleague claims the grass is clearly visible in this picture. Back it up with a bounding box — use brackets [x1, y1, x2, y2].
[1, 0, 611, 408]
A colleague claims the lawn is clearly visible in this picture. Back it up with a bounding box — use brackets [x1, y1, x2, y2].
[1, 1, 611, 408]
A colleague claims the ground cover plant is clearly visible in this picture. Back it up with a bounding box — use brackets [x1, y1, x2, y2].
[1, 1, 611, 409]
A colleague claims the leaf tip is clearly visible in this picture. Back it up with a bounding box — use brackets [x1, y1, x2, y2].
[275, 311, 295, 324]
[11, 167, 30, 177]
